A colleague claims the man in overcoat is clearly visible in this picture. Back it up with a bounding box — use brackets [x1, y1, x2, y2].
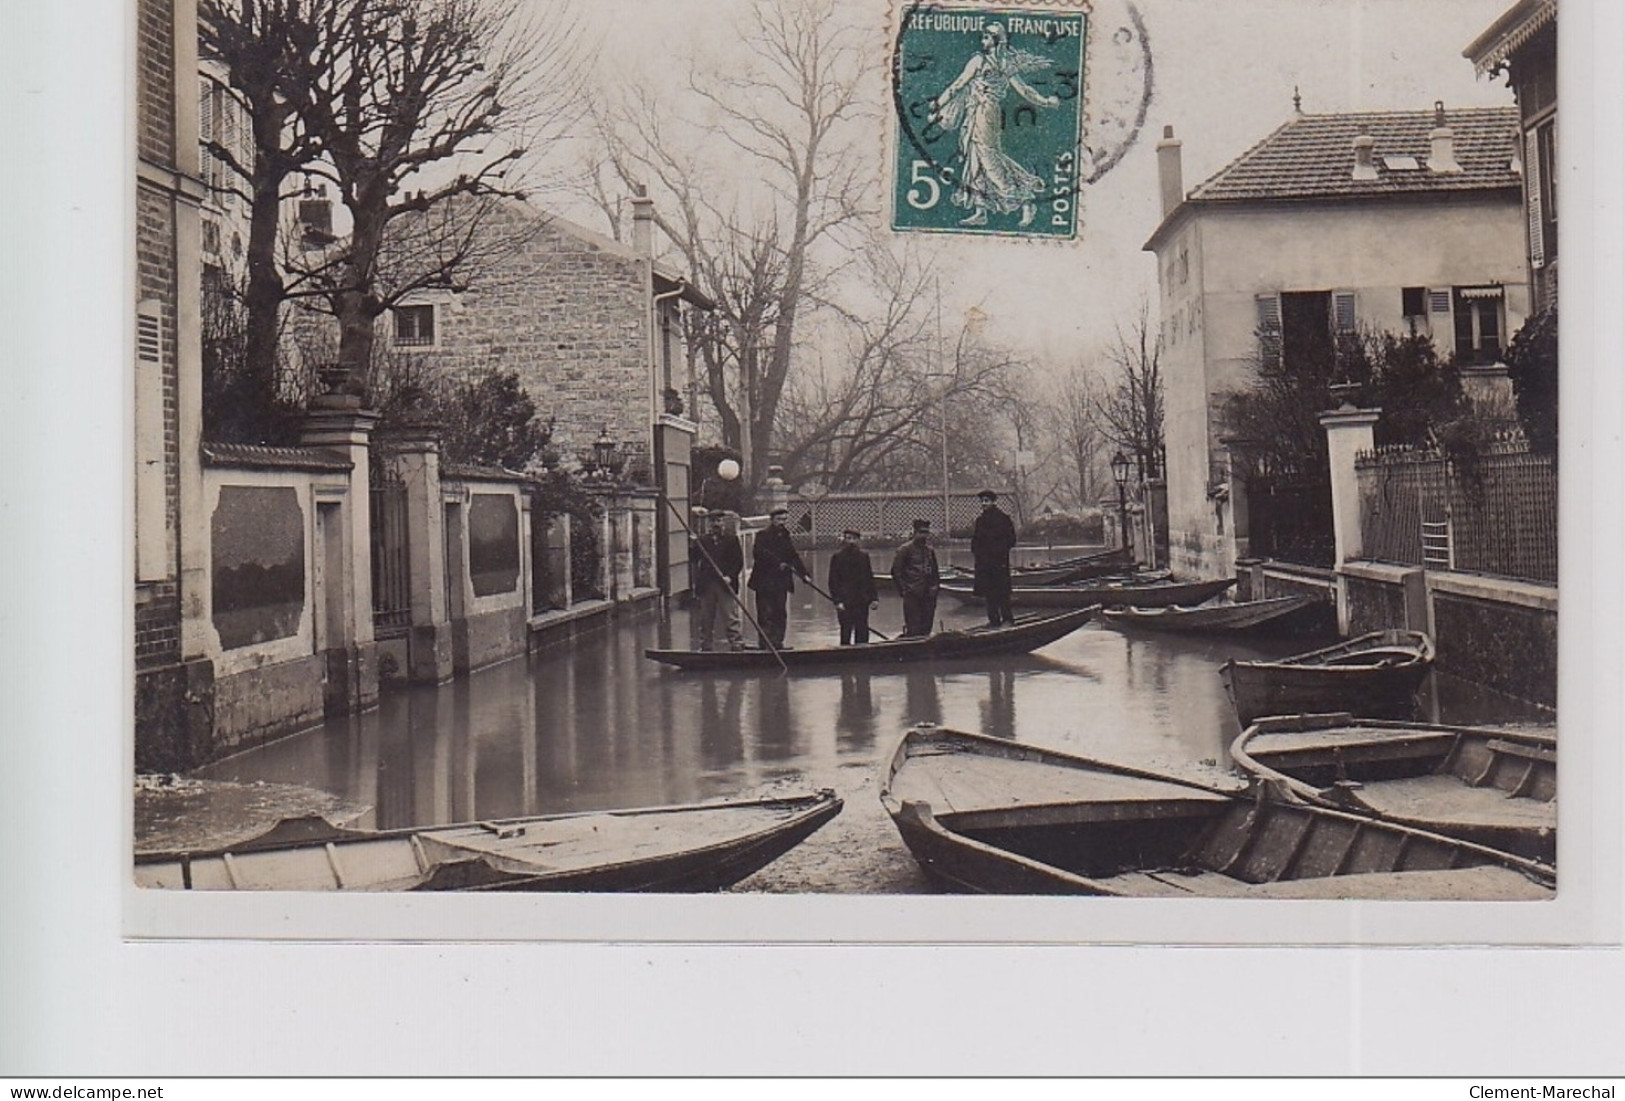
[690, 510, 745, 651]
[748, 506, 810, 649]
[827, 527, 879, 645]
[890, 518, 941, 638]
[971, 489, 1018, 626]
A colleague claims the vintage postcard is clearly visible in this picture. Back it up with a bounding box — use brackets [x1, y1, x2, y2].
[111, 0, 1610, 948]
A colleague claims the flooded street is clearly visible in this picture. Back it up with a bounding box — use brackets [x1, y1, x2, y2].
[196, 549, 1555, 893]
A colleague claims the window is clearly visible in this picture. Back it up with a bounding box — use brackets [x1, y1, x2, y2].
[1527, 118, 1557, 267]
[1257, 290, 1355, 372]
[1402, 287, 1428, 335]
[1452, 286, 1504, 366]
[393, 304, 436, 347]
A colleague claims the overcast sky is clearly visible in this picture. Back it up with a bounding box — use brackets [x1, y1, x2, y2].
[548, 0, 1519, 374]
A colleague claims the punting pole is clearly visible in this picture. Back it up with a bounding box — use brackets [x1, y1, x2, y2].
[799, 575, 894, 643]
[660, 495, 787, 674]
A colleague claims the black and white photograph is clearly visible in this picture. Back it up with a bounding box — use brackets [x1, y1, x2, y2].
[5, 0, 1623, 1078]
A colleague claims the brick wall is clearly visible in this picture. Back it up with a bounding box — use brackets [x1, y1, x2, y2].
[137, 0, 175, 168]
[408, 205, 654, 465]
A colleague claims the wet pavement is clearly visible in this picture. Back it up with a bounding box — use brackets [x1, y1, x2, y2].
[184, 547, 1556, 893]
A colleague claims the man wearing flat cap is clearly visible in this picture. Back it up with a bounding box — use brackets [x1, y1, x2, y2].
[971, 489, 1018, 626]
[827, 527, 879, 645]
[890, 518, 941, 638]
[748, 506, 810, 649]
[690, 510, 744, 651]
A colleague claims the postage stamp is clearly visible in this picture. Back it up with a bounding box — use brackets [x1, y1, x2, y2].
[890, 3, 1090, 239]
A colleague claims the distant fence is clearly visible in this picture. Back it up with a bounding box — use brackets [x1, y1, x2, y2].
[1356, 445, 1557, 584]
[785, 488, 1012, 545]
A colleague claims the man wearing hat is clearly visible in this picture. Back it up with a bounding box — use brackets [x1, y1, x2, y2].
[890, 519, 941, 638]
[690, 510, 745, 651]
[748, 506, 810, 649]
[827, 527, 879, 645]
[971, 489, 1018, 626]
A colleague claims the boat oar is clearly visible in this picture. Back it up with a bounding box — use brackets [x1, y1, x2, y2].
[659, 495, 787, 673]
[800, 576, 894, 643]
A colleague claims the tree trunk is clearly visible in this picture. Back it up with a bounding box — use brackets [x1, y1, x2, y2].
[242, 163, 286, 428]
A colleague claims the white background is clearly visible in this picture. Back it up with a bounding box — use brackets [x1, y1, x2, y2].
[2, 0, 1622, 1076]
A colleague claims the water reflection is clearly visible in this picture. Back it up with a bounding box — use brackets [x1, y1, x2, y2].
[199, 550, 1554, 839]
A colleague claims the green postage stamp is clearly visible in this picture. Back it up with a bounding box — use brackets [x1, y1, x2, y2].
[890, 3, 1089, 239]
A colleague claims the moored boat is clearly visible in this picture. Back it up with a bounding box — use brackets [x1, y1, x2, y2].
[1220, 629, 1435, 725]
[134, 789, 843, 892]
[644, 606, 1099, 671]
[880, 725, 1552, 898]
[1231, 713, 1556, 862]
[942, 575, 1234, 610]
[1100, 593, 1326, 634]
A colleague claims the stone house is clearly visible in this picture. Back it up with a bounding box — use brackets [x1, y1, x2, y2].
[357, 192, 716, 598]
[1143, 103, 1529, 581]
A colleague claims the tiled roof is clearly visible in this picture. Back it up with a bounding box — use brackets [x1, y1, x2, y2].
[202, 441, 351, 472]
[1187, 106, 1521, 203]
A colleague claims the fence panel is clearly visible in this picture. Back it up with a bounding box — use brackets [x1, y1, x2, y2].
[368, 472, 411, 636]
[1356, 446, 1556, 584]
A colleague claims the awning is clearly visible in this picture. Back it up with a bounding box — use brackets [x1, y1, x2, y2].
[1458, 285, 1505, 300]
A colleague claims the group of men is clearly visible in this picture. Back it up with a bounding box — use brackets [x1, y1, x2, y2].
[687, 489, 1018, 652]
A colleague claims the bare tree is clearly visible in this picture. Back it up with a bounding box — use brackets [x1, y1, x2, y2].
[200, 0, 344, 434]
[1049, 363, 1108, 511]
[1094, 301, 1165, 479]
[592, 0, 870, 490]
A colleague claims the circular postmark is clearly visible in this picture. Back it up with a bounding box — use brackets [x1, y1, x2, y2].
[889, 0, 1154, 237]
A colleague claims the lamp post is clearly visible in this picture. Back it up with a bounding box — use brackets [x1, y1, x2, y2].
[1110, 450, 1132, 558]
[1042, 504, 1054, 556]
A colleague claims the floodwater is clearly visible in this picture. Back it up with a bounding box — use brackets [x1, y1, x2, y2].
[196, 547, 1555, 893]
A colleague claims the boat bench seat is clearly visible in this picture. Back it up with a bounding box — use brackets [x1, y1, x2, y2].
[1352, 774, 1557, 832]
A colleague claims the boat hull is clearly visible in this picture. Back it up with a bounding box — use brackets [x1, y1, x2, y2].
[1231, 714, 1556, 863]
[1221, 630, 1435, 724]
[134, 790, 843, 893]
[644, 606, 1099, 671]
[942, 577, 1235, 610]
[881, 725, 1551, 898]
[1101, 594, 1326, 634]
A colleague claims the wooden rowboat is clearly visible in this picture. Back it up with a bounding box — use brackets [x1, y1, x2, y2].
[1231, 713, 1556, 862]
[645, 606, 1099, 671]
[942, 575, 1234, 610]
[1220, 629, 1435, 725]
[880, 725, 1552, 898]
[134, 789, 843, 892]
[1100, 593, 1326, 634]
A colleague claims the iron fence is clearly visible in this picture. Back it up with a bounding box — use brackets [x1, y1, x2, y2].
[368, 466, 411, 636]
[1356, 445, 1557, 583]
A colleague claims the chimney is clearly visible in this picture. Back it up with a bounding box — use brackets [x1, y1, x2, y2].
[1427, 100, 1463, 175]
[1352, 129, 1377, 181]
[298, 182, 334, 249]
[631, 182, 655, 258]
[1156, 125, 1184, 219]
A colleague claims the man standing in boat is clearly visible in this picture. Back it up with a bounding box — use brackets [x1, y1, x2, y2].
[749, 506, 811, 649]
[827, 527, 879, 645]
[690, 509, 745, 652]
[970, 489, 1018, 627]
[891, 518, 942, 638]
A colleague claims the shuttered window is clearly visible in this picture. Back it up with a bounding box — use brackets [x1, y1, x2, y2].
[135, 302, 168, 581]
[1525, 129, 1545, 269]
[1255, 293, 1282, 369]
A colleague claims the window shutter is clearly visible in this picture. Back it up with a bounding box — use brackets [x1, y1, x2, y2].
[135, 303, 168, 581]
[198, 79, 214, 189]
[1525, 129, 1545, 269]
[1428, 289, 1452, 315]
[1332, 290, 1357, 334]
[1255, 294, 1282, 369]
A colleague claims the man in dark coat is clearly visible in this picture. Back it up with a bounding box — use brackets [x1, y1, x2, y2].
[971, 489, 1018, 626]
[890, 518, 941, 638]
[748, 506, 810, 649]
[827, 527, 879, 645]
[690, 510, 745, 651]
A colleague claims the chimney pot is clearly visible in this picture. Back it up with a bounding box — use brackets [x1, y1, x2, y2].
[631, 184, 655, 258]
[1427, 103, 1463, 175]
[1352, 129, 1377, 181]
[1156, 126, 1184, 219]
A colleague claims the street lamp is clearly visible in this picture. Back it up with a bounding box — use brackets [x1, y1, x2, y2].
[593, 426, 616, 479]
[1042, 504, 1054, 556]
[1110, 450, 1132, 557]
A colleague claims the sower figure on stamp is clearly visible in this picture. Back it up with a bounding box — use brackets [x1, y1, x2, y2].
[930, 22, 1060, 228]
[748, 506, 810, 649]
[971, 489, 1018, 627]
[690, 510, 745, 652]
[827, 527, 879, 646]
[890, 518, 941, 639]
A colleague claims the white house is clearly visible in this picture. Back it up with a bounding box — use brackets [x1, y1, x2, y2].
[1143, 103, 1529, 580]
